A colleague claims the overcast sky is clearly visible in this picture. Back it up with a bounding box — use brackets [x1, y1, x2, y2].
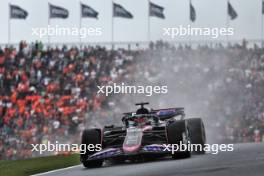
[0, 0, 263, 44]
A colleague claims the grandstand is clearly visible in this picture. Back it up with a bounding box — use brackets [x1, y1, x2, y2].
[0, 40, 264, 159]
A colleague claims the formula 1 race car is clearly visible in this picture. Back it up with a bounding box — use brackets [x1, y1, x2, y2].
[80, 102, 206, 168]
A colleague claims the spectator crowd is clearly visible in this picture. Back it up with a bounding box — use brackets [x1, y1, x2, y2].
[0, 41, 263, 159]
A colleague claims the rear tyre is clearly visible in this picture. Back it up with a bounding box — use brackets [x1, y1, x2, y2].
[167, 120, 191, 159]
[187, 118, 206, 154]
[80, 129, 103, 168]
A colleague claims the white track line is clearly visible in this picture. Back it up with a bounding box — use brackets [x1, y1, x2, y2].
[31, 164, 82, 176]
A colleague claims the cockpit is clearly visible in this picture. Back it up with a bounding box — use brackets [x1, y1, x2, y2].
[122, 102, 159, 127]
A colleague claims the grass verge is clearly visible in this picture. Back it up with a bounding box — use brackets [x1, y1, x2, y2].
[0, 154, 80, 176]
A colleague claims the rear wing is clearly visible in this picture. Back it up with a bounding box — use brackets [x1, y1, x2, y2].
[151, 108, 185, 120]
[123, 107, 185, 120]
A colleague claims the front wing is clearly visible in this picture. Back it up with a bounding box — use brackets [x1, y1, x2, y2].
[87, 144, 173, 161]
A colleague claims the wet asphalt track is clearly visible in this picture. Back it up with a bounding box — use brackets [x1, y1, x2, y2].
[35, 143, 264, 176]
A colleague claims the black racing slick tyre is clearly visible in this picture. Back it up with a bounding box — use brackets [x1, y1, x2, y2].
[187, 118, 206, 154]
[80, 129, 103, 168]
[167, 120, 191, 159]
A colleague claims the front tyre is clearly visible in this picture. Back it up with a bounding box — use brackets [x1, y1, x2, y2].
[80, 129, 103, 168]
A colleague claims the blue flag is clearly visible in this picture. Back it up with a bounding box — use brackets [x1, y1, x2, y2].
[149, 2, 165, 19]
[49, 4, 69, 19]
[81, 3, 98, 19]
[190, 3, 196, 22]
[10, 4, 28, 19]
[228, 2, 237, 20]
[262, 0, 264, 14]
[113, 3, 133, 18]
